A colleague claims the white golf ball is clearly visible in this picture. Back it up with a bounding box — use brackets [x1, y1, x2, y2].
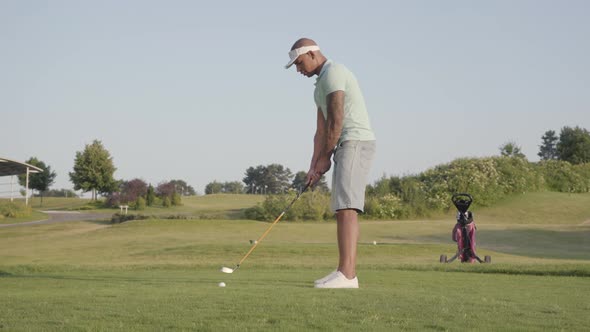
[218, 282, 226, 287]
[373, 241, 377, 245]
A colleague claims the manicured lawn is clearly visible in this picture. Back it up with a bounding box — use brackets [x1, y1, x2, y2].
[1, 192, 589, 330]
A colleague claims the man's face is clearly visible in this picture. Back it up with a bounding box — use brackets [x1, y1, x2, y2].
[294, 52, 316, 77]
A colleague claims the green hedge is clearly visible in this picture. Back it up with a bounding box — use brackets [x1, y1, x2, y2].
[365, 157, 589, 219]
[538, 160, 590, 193]
[243, 157, 590, 221]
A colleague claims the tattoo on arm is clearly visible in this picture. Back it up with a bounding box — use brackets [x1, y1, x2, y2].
[311, 108, 325, 169]
[324, 90, 344, 156]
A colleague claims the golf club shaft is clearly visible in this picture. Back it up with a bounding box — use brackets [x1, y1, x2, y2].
[236, 183, 310, 268]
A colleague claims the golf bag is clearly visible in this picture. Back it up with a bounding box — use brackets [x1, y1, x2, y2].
[440, 193, 491, 264]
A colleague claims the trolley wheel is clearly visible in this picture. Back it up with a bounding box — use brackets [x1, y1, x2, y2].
[440, 254, 447, 263]
[484, 255, 491, 263]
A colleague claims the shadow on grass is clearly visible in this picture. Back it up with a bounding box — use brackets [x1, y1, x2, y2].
[0, 270, 13, 277]
[84, 219, 113, 225]
[394, 264, 590, 278]
[478, 228, 590, 260]
[418, 227, 590, 261]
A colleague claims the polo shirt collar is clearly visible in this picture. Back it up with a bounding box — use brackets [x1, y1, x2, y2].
[315, 59, 333, 84]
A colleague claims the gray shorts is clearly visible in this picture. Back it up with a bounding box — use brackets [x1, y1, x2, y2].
[331, 140, 376, 213]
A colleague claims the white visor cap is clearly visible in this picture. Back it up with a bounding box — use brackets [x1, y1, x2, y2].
[285, 45, 320, 69]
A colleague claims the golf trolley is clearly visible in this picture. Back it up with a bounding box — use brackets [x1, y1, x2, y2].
[440, 193, 491, 264]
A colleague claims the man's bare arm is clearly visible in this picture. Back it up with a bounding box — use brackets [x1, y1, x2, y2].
[323, 90, 345, 157]
[311, 90, 344, 178]
[310, 108, 326, 169]
[306, 108, 327, 185]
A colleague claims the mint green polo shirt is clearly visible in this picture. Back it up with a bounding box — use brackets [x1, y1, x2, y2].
[314, 60, 376, 144]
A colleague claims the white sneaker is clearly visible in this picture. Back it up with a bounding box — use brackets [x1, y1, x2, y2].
[314, 271, 359, 289]
[314, 270, 338, 285]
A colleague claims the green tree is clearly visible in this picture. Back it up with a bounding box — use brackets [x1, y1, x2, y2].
[42, 189, 79, 198]
[18, 157, 57, 206]
[538, 130, 559, 160]
[243, 164, 293, 194]
[69, 140, 118, 200]
[499, 141, 526, 158]
[205, 181, 223, 194]
[146, 184, 156, 206]
[557, 126, 590, 164]
[171, 192, 182, 206]
[222, 181, 244, 194]
[135, 196, 146, 210]
[169, 179, 196, 196]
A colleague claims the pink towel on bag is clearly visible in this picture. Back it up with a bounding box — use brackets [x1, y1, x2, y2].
[452, 222, 477, 263]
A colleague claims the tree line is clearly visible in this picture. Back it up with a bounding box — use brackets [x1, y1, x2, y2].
[537, 126, 590, 163]
[18, 140, 196, 207]
[16, 126, 590, 212]
[246, 126, 590, 221]
[204, 164, 329, 195]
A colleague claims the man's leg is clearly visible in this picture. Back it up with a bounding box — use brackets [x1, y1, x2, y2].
[337, 208, 359, 279]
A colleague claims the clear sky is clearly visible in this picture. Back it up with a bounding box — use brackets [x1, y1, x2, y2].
[2, 1, 589, 194]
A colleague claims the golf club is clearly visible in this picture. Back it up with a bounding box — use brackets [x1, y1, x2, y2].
[221, 182, 311, 274]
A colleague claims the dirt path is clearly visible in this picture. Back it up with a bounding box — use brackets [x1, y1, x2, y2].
[0, 211, 110, 228]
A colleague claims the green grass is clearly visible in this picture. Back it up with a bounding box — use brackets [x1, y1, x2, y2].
[0, 210, 47, 225]
[135, 194, 265, 218]
[476, 191, 590, 225]
[2, 267, 589, 331]
[1, 192, 590, 330]
[28, 197, 93, 210]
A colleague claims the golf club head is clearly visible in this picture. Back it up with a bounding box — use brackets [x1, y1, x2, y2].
[220, 266, 234, 274]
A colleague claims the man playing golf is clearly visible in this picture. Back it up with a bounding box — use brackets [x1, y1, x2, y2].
[285, 38, 376, 288]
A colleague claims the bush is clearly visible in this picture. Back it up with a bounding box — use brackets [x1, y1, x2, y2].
[287, 190, 331, 221]
[420, 157, 503, 209]
[104, 193, 121, 208]
[171, 192, 182, 206]
[244, 190, 331, 221]
[134, 197, 146, 210]
[365, 156, 557, 219]
[110, 213, 149, 224]
[539, 160, 590, 193]
[574, 163, 590, 191]
[364, 194, 409, 219]
[495, 156, 544, 194]
[162, 197, 171, 208]
[0, 201, 32, 218]
[244, 204, 269, 221]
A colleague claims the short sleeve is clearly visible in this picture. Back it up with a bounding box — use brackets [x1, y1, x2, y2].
[321, 64, 347, 94]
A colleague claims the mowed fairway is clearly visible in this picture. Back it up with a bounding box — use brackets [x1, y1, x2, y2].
[1, 193, 590, 331]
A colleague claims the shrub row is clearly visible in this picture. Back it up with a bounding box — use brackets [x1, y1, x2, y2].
[539, 160, 590, 193]
[365, 157, 590, 219]
[109, 213, 223, 224]
[110, 213, 150, 224]
[243, 157, 590, 221]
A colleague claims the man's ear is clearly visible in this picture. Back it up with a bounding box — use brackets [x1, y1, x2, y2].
[308, 51, 315, 60]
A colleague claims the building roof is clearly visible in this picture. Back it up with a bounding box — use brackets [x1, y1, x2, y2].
[0, 157, 43, 177]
